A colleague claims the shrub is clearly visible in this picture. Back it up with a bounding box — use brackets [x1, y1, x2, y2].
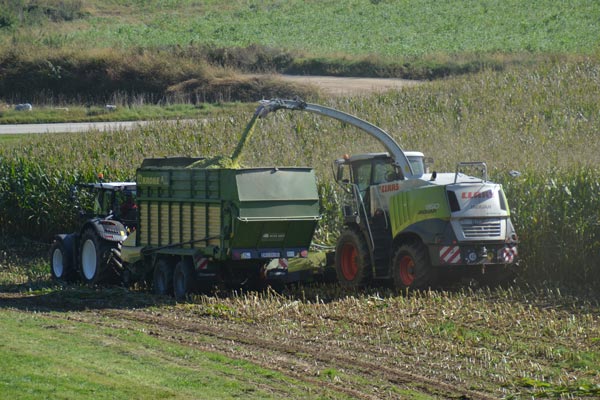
[0, 11, 16, 29]
[0, 48, 318, 104]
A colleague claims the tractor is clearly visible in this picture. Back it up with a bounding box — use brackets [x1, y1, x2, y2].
[49, 180, 137, 284]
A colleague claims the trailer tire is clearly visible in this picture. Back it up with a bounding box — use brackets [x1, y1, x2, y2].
[79, 228, 117, 284]
[50, 240, 75, 282]
[335, 229, 372, 288]
[173, 259, 197, 301]
[153, 258, 174, 296]
[392, 240, 436, 290]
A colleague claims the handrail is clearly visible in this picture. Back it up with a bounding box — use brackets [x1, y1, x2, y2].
[350, 183, 375, 250]
[237, 216, 322, 222]
[454, 162, 488, 184]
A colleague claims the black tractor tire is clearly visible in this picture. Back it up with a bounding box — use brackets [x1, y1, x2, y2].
[173, 259, 197, 301]
[153, 258, 174, 296]
[334, 229, 372, 288]
[50, 240, 76, 283]
[79, 228, 118, 284]
[392, 240, 437, 290]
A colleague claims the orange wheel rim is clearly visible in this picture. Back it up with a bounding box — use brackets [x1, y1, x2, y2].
[399, 255, 415, 286]
[340, 243, 358, 281]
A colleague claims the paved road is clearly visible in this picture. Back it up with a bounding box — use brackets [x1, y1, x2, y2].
[0, 120, 153, 135]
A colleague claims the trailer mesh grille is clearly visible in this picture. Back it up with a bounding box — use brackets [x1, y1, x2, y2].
[139, 201, 221, 247]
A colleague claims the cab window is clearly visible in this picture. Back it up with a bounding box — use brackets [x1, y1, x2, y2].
[407, 157, 424, 176]
[372, 159, 397, 184]
[100, 191, 115, 216]
[351, 161, 372, 194]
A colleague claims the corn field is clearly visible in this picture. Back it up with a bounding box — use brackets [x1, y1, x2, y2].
[1, 58, 599, 289]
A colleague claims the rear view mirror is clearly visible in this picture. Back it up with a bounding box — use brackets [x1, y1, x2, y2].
[333, 159, 346, 182]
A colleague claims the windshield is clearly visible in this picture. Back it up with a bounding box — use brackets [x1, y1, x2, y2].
[372, 158, 398, 184]
[407, 156, 424, 176]
[351, 158, 399, 193]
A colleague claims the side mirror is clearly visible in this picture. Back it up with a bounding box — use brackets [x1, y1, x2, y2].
[336, 166, 344, 182]
[333, 159, 346, 182]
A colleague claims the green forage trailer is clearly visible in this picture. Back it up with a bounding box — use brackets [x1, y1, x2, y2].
[122, 157, 321, 299]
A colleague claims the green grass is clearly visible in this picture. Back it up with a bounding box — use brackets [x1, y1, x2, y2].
[0, 308, 331, 399]
[0, 102, 241, 124]
[4, 0, 600, 57]
[0, 134, 22, 143]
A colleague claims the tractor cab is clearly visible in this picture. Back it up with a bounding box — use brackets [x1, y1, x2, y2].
[76, 182, 137, 229]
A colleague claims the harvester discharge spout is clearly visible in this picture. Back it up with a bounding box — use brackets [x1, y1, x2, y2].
[255, 99, 416, 179]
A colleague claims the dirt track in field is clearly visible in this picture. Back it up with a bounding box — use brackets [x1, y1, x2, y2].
[99, 309, 495, 400]
[267, 74, 422, 95]
[1, 291, 496, 399]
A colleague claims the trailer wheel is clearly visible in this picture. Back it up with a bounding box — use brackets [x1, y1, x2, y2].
[50, 240, 75, 282]
[392, 241, 436, 290]
[79, 229, 117, 284]
[173, 259, 197, 301]
[335, 229, 371, 288]
[173, 259, 198, 300]
[153, 258, 174, 296]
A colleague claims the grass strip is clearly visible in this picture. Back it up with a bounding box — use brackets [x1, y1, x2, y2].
[0, 308, 334, 400]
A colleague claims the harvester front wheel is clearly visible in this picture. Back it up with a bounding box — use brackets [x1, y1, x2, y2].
[79, 229, 117, 284]
[173, 259, 197, 301]
[334, 229, 372, 288]
[153, 258, 174, 296]
[392, 241, 436, 290]
[50, 240, 75, 282]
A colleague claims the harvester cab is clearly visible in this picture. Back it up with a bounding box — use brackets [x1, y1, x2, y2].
[335, 152, 420, 218]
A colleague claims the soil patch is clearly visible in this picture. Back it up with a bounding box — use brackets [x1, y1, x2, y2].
[275, 74, 422, 95]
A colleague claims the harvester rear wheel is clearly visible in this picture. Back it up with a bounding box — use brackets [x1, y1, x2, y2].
[392, 241, 436, 290]
[334, 229, 372, 288]
[153, 258, 174, 296]
[79, 229, 118, 284]
[173, 259, 197, 301]
[50, 240, 76, 282]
